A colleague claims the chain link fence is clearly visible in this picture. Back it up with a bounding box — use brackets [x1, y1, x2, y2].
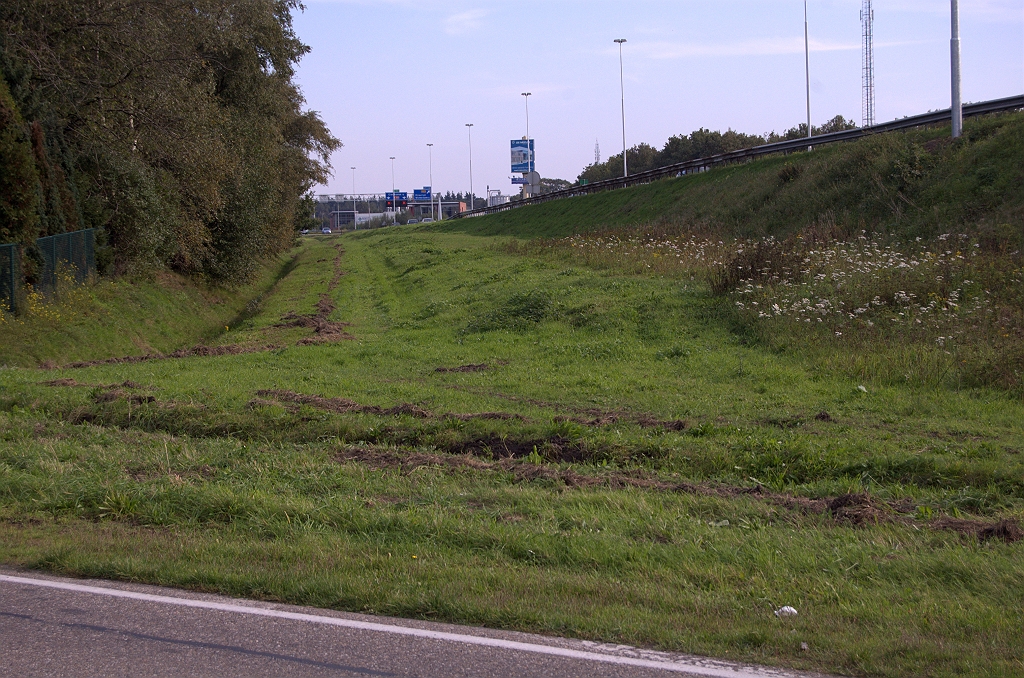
[0, 229, 96, 315]
[36, 228, 96, 293]
[1, 243, 20, 315]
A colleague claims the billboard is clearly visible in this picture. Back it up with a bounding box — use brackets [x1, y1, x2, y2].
[413, 187, 432, 202]
[511, 139, 534, 173]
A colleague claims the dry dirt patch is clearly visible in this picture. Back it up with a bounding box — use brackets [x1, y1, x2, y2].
[254, 389, 526, 422]
[336, 447, 1022, 542]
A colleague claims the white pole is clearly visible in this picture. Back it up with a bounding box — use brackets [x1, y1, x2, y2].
[465, 124, 474, 212]
[351, 167, 357, 230]
[521, 92, 532, 173]
[951, 0, 962, 138]
[614, 39, 627, 178]
[804, 0, 812, 142]
[427, 144, 434, 220]
[389, 156, 395, 221]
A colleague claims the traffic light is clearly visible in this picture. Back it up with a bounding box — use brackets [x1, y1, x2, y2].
[398, 197, 408, 208]
[386, 199, 394, 209]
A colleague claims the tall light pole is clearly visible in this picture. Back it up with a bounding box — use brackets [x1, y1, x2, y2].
[465, 123, 474, 212]
[614, 39, 627, 178]
[351, 166, 357, 229]
[426, 143, 434, 220]
[389, 156, 396, 220]
[950, 0, 962, 138]
[804, 1, 812, 142]
[521, 92, 532, 173]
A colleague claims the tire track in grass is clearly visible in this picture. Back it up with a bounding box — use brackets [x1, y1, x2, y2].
[336, 447, 1023, 542]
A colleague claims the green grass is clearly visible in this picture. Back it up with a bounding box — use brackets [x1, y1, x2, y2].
[2, 232, 1023, 677]
[433, 111, 1024, 244]
[0, 260, 294, 368]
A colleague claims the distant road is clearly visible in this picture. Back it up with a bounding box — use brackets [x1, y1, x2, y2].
[0, 570, 829, 678]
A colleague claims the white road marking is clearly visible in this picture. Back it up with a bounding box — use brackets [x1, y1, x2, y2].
[0, 573, 803, 678]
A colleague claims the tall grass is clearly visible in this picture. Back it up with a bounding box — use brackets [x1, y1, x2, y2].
[524, 227, 1024, 392]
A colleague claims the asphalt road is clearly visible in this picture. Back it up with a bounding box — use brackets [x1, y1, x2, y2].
[0, 570, 828, 678]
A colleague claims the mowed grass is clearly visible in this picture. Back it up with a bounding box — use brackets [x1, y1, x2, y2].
[2, 232, 1024, 677]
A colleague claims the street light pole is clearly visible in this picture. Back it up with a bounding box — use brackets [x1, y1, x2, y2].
[614, 39, 627, 178]
[521, 92, 532, 173]
[465, 123, 474, 212]
[389, 156, 396, 222]
[950, 0, 962, 138]
[804, 0, 812, 143]
[427, 143, 434, 220]
[351, 166, 357, 230]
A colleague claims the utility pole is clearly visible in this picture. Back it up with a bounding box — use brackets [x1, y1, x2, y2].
[427, 143, 434, 220]
[521, 92, 532, 173]
[389, 156, 396, 222]
[614, 39, 628, 178]
[804, 1, 812, 143]
[951, 0, 962, 138]
[351, 167, 357, 230]
[465, 124, 474, 212]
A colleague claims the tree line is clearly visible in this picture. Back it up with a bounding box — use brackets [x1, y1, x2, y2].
[0, 0, 338, 284]
[579, 116, 856, 185]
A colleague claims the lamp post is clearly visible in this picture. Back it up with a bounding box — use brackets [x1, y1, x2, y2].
[804, 0, 812, 144]
[465, 123, 474, 212]
[521, 92, 532, 173]
[951, 0, 962, 138]
[389, 156, 396, 221]
[351, 166, 357, 230]
[614, 38, 627, 178]
[427, 143, 434, 220]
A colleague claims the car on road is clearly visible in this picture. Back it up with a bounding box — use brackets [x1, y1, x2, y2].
[407, 219, 419, 224]
[321, 227, 332, 234]
[421, 218, 434, 223]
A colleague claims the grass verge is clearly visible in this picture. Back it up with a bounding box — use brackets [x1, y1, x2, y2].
[2, 231, 1023, 677]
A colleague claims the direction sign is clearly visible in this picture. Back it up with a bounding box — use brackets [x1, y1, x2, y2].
[511, 139, 534, 173]
[413, 188, 432, 202]
[385, 192, 409, 209]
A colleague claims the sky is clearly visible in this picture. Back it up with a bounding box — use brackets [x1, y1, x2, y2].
[291, 0, 1024, 198]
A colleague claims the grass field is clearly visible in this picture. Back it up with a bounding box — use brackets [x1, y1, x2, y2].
[434, 112, 1024, 242]
[2, 229, 1023, 677]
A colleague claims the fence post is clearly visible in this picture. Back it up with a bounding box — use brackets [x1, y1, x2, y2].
[0, 244, 19, 315]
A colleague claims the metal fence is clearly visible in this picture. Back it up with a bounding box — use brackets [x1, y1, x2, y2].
[0, 243, 19, 315]
[36, 228, 96, 294]
[0, 228, 96, 314]
[456, 93, 1024, 219]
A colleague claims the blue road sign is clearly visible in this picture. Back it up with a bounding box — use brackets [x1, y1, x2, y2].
[511, 139, 534, 173]
[413, 188, 432, 202]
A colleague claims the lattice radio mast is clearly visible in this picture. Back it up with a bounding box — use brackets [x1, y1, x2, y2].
[861, 0, 875, 127]
[594, 139, 601, 165]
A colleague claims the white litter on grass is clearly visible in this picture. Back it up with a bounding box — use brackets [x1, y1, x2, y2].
[774, 606, 798, 618]
[857, 385, 868, 393]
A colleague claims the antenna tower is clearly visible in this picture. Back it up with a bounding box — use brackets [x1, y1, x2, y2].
[860, 0, 875, 127]
[594, 139, 601, 165]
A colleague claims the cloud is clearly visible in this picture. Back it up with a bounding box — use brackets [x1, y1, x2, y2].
[443, 9, 488, 35]
[635, 37, 860, 60]
[629, 36, 932, 60]
[885, 0, 1023, 22]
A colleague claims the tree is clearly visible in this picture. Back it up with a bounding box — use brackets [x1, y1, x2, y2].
[1, 0, 340, 281]
[577, 116, 855, 183]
